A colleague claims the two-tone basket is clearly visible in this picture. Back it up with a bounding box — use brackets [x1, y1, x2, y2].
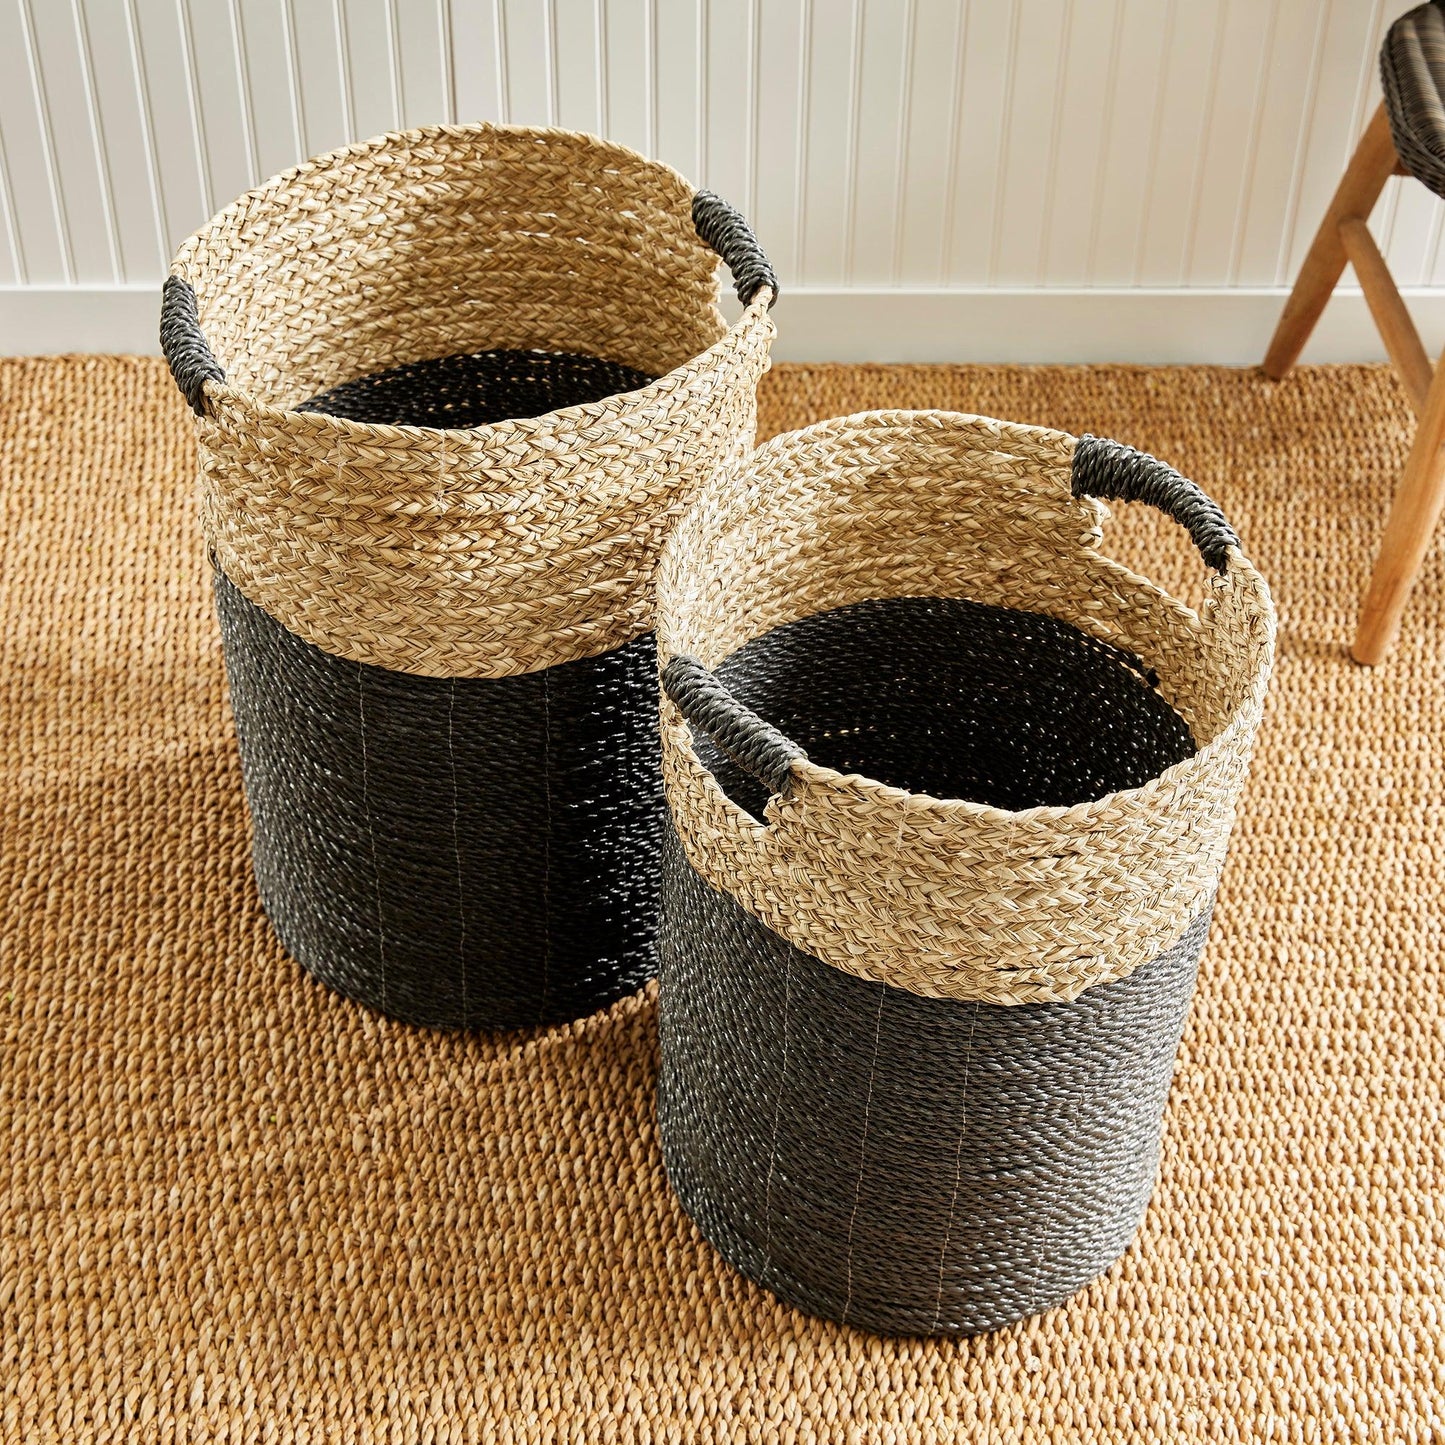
[655, 411, 1274, 1335]
[161, 124, 775, 1030]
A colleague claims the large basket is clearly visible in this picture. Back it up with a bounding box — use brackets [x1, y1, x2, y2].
[654, 412, 1274, 1335]
[161, 124, 776, 1030]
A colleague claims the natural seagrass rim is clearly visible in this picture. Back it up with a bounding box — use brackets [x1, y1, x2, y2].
[655, 411, 1276, 1005]
[163, 124, 776, 679]
[163, 169, 777, 420]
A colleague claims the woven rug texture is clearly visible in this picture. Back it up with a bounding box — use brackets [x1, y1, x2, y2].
[1, 357, 1442, 1443]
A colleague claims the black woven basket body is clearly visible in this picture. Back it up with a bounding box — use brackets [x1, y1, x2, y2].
[654, 418, 1274, 1335]
[163, 127, 776, 1029]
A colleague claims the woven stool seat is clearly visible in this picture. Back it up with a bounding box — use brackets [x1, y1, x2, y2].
[1382, 0, 1445, 199]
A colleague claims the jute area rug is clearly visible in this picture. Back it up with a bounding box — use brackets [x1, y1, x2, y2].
[2, 357, 1441, 1442]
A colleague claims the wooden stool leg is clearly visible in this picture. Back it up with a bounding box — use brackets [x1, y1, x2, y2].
[1263, 104, 1399, 379]
[1353, 347, 1445, 664]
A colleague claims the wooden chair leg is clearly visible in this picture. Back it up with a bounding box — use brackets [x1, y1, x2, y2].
[1263, 104, 1399, 379]
[1353, 346, 1445, 664]
[1339, 216, 1433, 414]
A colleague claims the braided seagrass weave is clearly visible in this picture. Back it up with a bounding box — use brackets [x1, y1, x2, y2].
[657, 414, 1272, 1004]
[164, 125, 776, 679]
[162, 125, 775, 1028]
[654, 412, 1274, 1334]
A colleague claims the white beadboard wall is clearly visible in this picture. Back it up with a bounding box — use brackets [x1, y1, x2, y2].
[2, 0, 1444, 361]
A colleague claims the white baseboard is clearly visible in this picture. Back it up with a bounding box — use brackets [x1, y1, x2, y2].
[4, 283, 1443, 365]
[1, 287, 167, 357]
[766, 286, 1445, 365]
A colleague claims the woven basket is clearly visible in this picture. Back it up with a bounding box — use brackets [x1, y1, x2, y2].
[654, 411, 1274, 1335]
[160, 124, 776, 1030]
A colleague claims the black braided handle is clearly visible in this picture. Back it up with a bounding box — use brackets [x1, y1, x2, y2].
[1072, 434, 1239, 573]
[692, 190, 779, 308]
[662, 655, 805, 796]
[160, 275, 225, 418]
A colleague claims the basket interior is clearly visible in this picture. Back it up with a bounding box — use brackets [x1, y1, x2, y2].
[658, 416, 1272, 771]
[699, 595, 1197, 819]
[177, 127, 726, 409]
[296, 349, 656, 428]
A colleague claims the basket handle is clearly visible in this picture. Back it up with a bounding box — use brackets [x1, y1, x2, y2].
[160, 275, 225, 418]
[692, 190, 779, 308]
[662, 654, 805, 796]
[1071, 434, 1239, 573]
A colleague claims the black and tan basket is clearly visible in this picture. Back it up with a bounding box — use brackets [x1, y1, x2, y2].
[160, 124, 775, 1030]
[654, 411, 1274, 1336]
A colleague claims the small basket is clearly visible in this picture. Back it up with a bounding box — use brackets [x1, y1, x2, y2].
[161, 124, 776, 1030]
[654, 411, 1274, 1335]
